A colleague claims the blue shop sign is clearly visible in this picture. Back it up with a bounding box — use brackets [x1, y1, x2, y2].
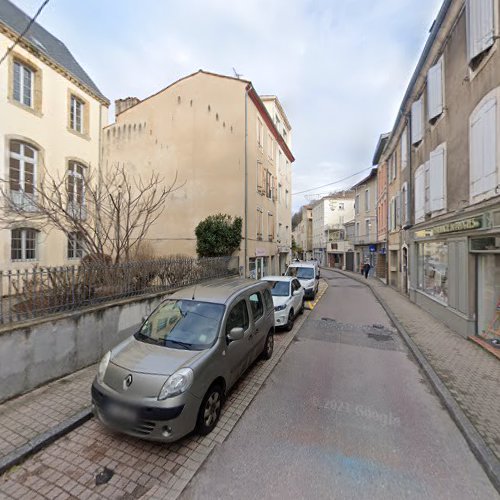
[369, 244, 376, 253]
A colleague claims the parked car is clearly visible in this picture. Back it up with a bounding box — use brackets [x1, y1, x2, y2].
[261, 276, 304, 330]
[284, 262, 319, 299]
[91, 277, 275, 443]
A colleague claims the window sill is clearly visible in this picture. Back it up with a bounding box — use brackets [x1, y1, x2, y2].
[8, 98, 43, 118]
[468, 43, 497, 82]
[67, 127, 90, 141]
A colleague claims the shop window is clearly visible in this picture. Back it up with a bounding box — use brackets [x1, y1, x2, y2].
[417, 241, 448, 303]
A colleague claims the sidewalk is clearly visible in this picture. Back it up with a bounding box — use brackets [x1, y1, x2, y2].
[0, 364, 96, 473]
[333, 268, 500, 483]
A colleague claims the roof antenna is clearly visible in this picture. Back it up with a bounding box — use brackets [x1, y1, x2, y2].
[232, 67, 243, 79]
[192, 283, 197, 300]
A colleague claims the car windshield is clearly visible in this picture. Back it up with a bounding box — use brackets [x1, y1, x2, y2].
[286, 267, 315, 279]
[268, 281, 290, 297]
[135, 299, 225, 350]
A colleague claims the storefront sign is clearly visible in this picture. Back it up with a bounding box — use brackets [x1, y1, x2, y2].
[255, 248, 268, 257]
[415, 217, 482, 239]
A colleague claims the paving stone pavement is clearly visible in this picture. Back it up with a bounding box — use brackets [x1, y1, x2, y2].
[337, 269, 500, 462]
[0, 281, 328, 499]
[0, 365, 96, 461]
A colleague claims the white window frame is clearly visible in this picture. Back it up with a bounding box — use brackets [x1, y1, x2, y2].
[411, 97, 424, 144]
[9, 140, 38, 211]
[11, 228, 38, 261]
[13, 60, 33, 107]
[70, 95, 84, 133]
[67, 232, 85, 259]
[427, 57, 444, 121]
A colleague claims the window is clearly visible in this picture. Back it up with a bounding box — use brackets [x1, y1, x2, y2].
[470, 92, 497, 202]
[67, 232, 85, 259]
[365, 219, 370, 237]
[11, 228, 38, 261]
[278, 183, 282, 203]
[282, 128, 287, 143]
[429, 143, 446, 212]
[401, 127, 408, 170]
[265, 170, 272, 199]
[417, 241, 448, 303]
[268, 134, 274, 160]
[226, 300, 249, 335]
[355, 222, 360, 237]
[411, 97, 423, 144]
[67, 161, 85, 205]
[364, 189, 370, 212]
[285, 189, 289, 208]
[9, 140, 37, 210]
[257, 162, 266, 194]
[338, 202, 344, 210]
[402, 182, 409, 225]
[257, 118, 263, 147]
[70, 95, 84, 133]
[268, 212, 274, 241]
[249, 292, 264, 321]
[355, 194, 360, 215]
[13, 60, 33, 107]
[427, 57, 443, 121]
[256, 208, 263, 240]
[466, 0, 495, 63]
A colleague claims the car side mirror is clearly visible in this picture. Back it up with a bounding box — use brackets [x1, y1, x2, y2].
[227, 327, 244, 342]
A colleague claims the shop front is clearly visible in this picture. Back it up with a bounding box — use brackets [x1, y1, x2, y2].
[410, 208, 500, 339]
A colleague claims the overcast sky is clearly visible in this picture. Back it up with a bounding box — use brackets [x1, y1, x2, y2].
[14, 0, 443, 211]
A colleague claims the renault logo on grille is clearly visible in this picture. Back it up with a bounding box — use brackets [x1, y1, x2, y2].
[124, 374, 133, 390]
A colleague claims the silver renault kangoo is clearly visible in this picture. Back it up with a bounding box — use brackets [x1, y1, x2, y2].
[92, 277, 275, 442]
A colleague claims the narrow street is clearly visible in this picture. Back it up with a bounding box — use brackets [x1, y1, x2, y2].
[181, 269, 498, 499]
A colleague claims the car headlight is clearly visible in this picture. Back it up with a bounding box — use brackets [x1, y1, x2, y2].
[97, 351, 111, 384]
[158, 368, 194, 400]
[274, 304, 287, 311]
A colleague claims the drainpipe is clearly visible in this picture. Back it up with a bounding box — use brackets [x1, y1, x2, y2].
[244, 87, 249, 277]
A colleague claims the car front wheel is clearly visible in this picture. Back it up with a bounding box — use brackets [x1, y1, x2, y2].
[196, 384, 223, 436]
[286, 309, 295, 331]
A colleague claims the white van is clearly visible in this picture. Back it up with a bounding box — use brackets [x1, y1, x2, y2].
[285, 262, 319, 299]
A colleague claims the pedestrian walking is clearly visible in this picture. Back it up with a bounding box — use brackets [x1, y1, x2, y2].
[363, 262, 371, 279]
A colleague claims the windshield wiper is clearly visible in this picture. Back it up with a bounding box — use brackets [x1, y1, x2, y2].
[165, 339, 192, 350]
[134, 331, 162, 345]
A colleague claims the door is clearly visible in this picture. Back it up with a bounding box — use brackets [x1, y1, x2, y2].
[224, 299, 252, 386]
[477, 254, 500, 337]
[248, 291, 266, 360]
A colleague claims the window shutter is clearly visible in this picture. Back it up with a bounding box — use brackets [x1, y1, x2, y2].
[427, 58, 443, 120]
[401, 127, 408, 170]
[467, 0, 494, 62]
[470, 107, 484, 198]
[430, 144, 446, 211]
[483, 97, 497, 194]
[414, 166, 425, 222]
[396, 192, 401, 227]
[411, 98, 423, 144]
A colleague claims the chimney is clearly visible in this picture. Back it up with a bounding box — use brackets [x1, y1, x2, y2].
[115, 97, 140, 118]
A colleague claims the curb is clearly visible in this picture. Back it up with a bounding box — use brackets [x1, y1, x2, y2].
[331, 268, 500, 493]
[0, 407, 93, 476]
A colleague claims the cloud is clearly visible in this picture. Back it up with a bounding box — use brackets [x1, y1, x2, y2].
[13, 0, 443, 212]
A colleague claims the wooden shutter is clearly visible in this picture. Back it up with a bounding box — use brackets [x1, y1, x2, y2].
[411, 98, 423, 144]
[414, 165, 425, 222]
[430, 144, 446, 211]
[396, 192, 401, 227]
[467, 0, 494, 62]
[401, 127, 408, 170]
[483, 97, 497, 195]
[427, 58, 443, 120]
[257, 163, 263, 193]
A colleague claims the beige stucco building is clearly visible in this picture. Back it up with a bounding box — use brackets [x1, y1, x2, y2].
[352, 168, 378, 274]
[292, 205, 313, 260]
[312, 192, 355, 268]
[0, 0, 109, 269]
[103, 71, 294, 277]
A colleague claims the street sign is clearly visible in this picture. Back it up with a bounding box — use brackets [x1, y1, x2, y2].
[369, 244, 376, 253]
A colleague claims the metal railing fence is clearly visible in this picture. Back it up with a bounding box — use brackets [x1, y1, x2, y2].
[0, 255, 239, 325]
